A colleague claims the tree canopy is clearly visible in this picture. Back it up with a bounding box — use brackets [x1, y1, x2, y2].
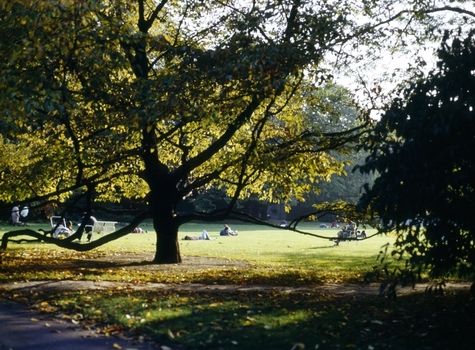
[359, 30, 475, 279]
[0, 0, 370, 263]
[1, 0, 473, 264]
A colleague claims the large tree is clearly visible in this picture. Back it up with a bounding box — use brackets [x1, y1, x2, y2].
[0, 0, 369, 263]
[359, 31, 475, 279]
[1, 1, 472, 263]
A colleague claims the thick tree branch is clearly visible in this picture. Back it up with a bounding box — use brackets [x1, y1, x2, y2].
[1, 212, 148, 251]
[145, 0, 169, 31]
[175, 95, 261, 177]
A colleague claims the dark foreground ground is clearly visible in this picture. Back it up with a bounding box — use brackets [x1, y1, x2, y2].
[0, 299, 166, 350]
[1, 280, 474, 350]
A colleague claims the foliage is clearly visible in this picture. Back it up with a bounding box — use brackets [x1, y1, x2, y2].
[1, 1, 473, 263]
[359, 31, 475, 279]
[287, 83, 375, 218]
[288, 151, 377, 223]
[0, 0, 370, 263]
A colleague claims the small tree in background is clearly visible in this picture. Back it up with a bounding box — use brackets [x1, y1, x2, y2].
[359, 31, 475, 280]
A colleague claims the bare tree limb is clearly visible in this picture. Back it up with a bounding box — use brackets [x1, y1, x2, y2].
[1, 212, 149, 251]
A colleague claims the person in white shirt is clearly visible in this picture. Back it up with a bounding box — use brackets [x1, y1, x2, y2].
[53, 220, 74, 239]
[20, 206, 28, 218]
[183, 229, 211, 240]
[20, 206, 29, 224]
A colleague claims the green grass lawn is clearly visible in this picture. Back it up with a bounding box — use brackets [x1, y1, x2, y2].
[0, 221, 395, 283]
[2, 221, 393, 261]
[2, 221, 472, 350]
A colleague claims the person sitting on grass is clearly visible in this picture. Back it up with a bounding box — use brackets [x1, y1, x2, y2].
[219, 224, 238, 236]
[133, 226, 145, 233]
[10, 205, 25, 226]
[20, 205, 29, 225]
[53, 220, 74, 239]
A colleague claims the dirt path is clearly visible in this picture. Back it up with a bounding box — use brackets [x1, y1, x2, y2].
[1, 279, 471, 297]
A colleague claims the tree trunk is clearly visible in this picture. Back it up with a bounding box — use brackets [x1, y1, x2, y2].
[141, 122, 182, 264]
[152, 217, 182, 264]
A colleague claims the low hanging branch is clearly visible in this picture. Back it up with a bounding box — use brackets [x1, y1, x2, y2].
[1, 212, 149, 252]
[184, 200, 381, 242]
[235, 213, 380, 242]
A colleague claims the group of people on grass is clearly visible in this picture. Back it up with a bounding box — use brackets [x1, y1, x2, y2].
[9, 204, 99, 242]
[49, 214, 98, 241]
[10, 204, 234, 242]
[10, 205, 29, 226]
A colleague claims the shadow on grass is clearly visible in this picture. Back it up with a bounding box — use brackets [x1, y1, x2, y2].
[1, 251, 329, 286]
[34, 288, 475, 350]
[0, 246, 387, 286]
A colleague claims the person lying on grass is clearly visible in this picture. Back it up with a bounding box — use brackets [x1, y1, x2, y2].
[183, 230, 211, 240]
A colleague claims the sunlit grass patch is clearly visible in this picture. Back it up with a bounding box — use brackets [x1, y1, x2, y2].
[0, 221, 396, 284]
